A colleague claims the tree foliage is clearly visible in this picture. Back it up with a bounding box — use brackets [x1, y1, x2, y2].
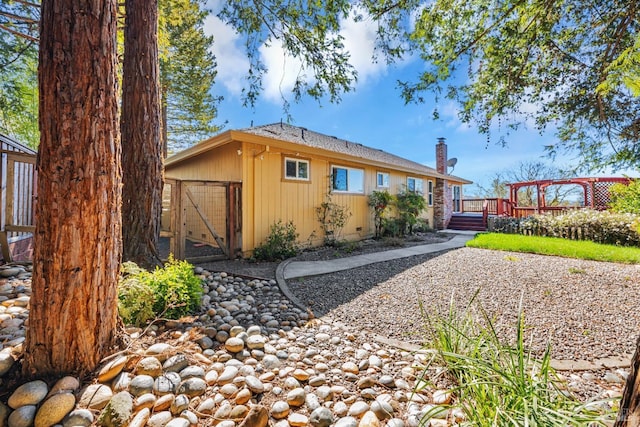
[0, 0, 221, 152]
[159, 0, 221, 154]
[609, 179, 640, 214]
[402, 0, 640, 171]
[0, 1, 39, 147]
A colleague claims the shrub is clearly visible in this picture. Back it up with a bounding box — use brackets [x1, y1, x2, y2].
[118, 256, 203, 326]
[381, 217, 404, 238]
[491, 209, 640, 246]
[368, 190, 393, 238]
[413, 218, 431, 233]
[316, 197, 352, 245]
[253, 220, 299, 261]
[521, 209, 640, 246]
[395, 188, 426, 235]
[609, 179, 640, 214]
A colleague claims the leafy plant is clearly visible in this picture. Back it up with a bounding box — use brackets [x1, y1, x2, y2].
[420, 296, 615, 426]
[253, 220, 299, 261]
[381, 217, 404, 238]
[609, 179, 640, 214]
[316, 195, 352, 245]
[118, 256, 203, 326]
[368, 190, 393, 238]
[395, 187, 426, 235]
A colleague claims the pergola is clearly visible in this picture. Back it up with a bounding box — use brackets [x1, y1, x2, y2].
[507, 177, 632, 212]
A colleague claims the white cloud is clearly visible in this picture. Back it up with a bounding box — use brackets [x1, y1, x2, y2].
[258, 40, 306, 102]
[339, 10, 387, 85]
[204, 2, 392, 103]
[204, 13, 250, 97]
[440, 101, 472, 132]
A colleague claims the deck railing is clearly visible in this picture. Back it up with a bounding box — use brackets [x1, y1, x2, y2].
[462, 198, 512, 215]
[462, 198, 591, 222]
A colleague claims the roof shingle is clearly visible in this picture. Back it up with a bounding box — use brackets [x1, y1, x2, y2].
[240, 122, 444, 178]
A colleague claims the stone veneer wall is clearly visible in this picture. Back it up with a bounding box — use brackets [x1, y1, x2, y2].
[434, 139, 452, 230]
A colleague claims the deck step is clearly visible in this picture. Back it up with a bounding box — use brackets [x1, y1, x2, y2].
[447, 214, 486, 231]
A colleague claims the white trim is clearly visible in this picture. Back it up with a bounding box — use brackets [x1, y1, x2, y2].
[331, 165, 365, 194]
[376, 171, 390, 188]
[284, 157, 310, 181]
[407, 176, 424, 194]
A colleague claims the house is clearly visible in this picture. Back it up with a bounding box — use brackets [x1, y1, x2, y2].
[163, 123, 472, 258]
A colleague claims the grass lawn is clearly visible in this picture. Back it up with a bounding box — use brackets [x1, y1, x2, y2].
[467, 232, 640, 264]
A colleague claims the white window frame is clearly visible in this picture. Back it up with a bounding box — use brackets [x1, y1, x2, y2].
[427, 180, 434, 206]
[284, 157, 310, 181]
[376, 172, 390, 188]
[331, 165, 365, 194]
[453, 185, 462, 212]
[407, 177, 424, 194]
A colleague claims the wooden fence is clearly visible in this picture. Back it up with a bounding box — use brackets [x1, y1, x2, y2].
[0, 148, 37, 262]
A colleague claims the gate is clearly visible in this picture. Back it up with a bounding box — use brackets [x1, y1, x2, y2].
[161, 179, 242, 261]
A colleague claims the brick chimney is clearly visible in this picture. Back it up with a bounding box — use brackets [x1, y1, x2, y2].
[436, 137, 447, 174]
[434, 137, 451, 230]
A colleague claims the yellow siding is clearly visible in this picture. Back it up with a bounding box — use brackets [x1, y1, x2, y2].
[165, 142, 243, 181]
[166, 138, 442, 256]
[246, 153, 437, 254]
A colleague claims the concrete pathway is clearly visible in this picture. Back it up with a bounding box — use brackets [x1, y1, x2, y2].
[281, 232, 476, 280]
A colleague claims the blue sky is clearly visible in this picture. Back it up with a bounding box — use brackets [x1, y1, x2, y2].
[202, 6, 636, 191]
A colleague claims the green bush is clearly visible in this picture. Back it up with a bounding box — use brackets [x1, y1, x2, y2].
[118, 256, 203, 326]
[609, 179, 640, 214]
[521, 209, 640, 246]
[253, 220, 299, 261]
[395, 188, 426, 235]
[381, 217, 404, 238]
[492, 209, 640, 246]
[368, 190, 393, 238]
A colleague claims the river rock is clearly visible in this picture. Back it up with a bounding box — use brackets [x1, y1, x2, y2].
[98, 356, 128, 383]
[8, 380, 48, 409]
[34, 392, 75, 427]
[62, 409, 94, 427]
[7, 405, 36, 427]
[97, 391, 133, 427]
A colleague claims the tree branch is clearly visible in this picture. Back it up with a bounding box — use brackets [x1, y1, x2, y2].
[11, 0, 41, 8]
[0, 10, 38, 24]
[0, 23, 39, 42]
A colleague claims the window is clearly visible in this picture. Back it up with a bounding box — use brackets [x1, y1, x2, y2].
[407, 177, 424, 194]
[332, 165, 364, 193]
[376, 172, 389, 188]
[453, 185, 461, 212]
[427, 180, 434, 206]
[284, 158, 309, 180]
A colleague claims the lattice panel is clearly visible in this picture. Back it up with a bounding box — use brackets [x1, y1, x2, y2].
[593, 181, 617, 208]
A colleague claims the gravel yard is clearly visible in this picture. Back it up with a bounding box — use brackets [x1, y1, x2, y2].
[288, 247, 640, 361]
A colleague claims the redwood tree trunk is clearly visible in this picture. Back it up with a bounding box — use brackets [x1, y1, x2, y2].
[121, 0, 164, 269]
[23, 0, 121, 376]
[616, 338, 640, 426]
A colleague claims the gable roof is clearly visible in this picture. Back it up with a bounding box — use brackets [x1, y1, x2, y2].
[241, 123, 445, 177]
[166, 122, 472, 183]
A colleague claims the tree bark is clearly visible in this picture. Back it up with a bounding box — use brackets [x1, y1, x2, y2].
[121, 0, 163, 269]
[23, 0, 121, 376]
[616, 338, 640, 426]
